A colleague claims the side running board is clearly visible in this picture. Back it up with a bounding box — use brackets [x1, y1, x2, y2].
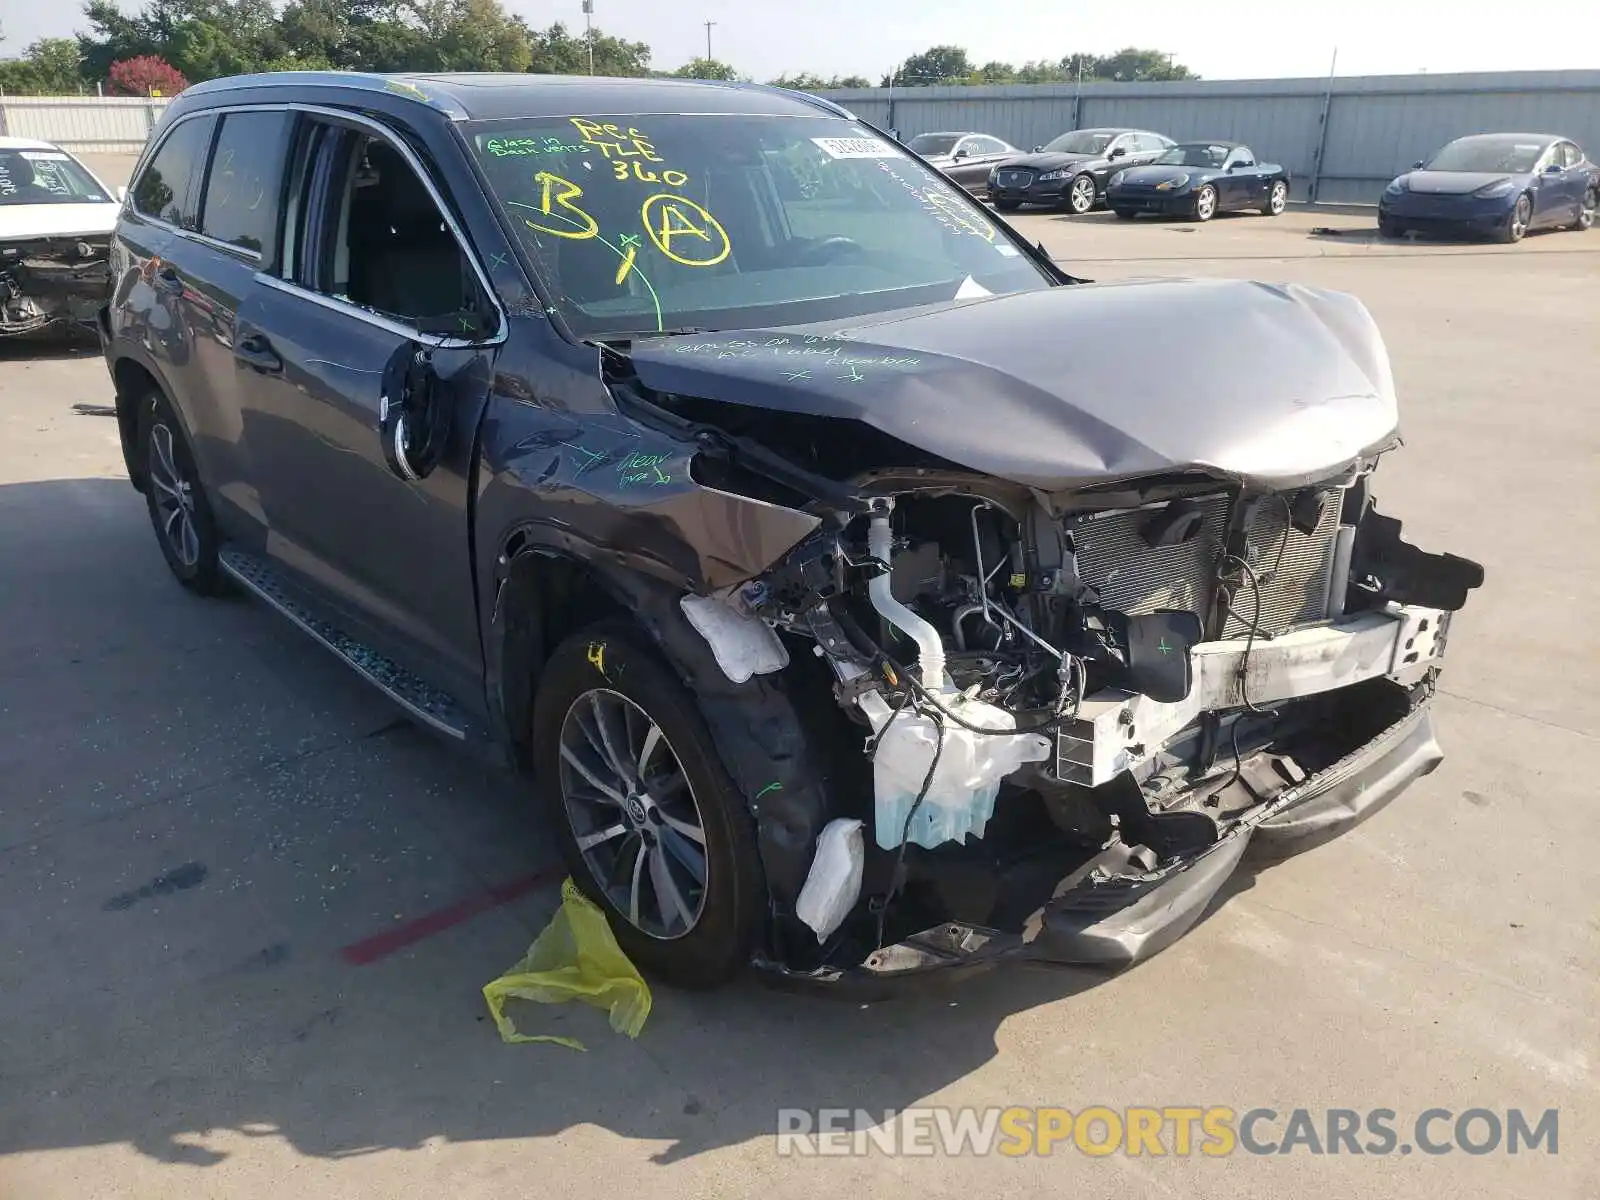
[219, 547, 471, 741]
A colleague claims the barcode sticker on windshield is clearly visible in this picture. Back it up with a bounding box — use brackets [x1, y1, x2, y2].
[812, 136, 897, 159]
[19, 151, 71, 161]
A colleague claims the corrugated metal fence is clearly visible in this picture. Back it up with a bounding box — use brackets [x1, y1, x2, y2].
[820, 70, 1600, 205]
[0, 96, 171, 155]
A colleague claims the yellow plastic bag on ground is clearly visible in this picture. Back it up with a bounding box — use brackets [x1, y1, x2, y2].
[482, 877, 652, 1050]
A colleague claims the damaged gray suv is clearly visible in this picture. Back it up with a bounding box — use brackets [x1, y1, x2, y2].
[101, 72, 1483, 988]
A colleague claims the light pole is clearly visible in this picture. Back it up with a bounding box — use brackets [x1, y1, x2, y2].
[704, 20, 716, 63]
[582, 0, 595, 75]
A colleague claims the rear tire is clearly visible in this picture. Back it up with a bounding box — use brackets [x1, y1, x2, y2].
[1261, 179, 1289, 216]
[1573, 187, 1597, 231]
[531, 622, 765, 989]
[1378, 214, 1406, 239]
[139, 388, 223, 595]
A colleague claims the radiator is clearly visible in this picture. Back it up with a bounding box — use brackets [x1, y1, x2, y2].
[1065, 490, 1342, 640]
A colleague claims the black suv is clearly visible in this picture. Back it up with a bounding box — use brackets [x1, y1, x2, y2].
[102, 72, 1480, 989]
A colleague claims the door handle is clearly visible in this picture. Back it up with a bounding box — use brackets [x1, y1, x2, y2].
[234, 332, 283, 374]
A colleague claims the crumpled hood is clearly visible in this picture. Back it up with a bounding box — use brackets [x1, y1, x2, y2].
[627, 278, 1402, 493]
[1397, 170, 1517, 196]
[0, 201, 120, 241]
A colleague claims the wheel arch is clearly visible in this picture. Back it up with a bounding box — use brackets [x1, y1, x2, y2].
[110, 356, 165, 492]
[487, 530, 846, 960]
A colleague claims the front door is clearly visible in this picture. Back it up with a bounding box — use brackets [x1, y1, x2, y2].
[233, 115, 501, 705]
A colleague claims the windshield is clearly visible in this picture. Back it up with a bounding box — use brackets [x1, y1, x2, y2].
[1042, 131, 1115, 156]
[0, 147, 111, 206]
[1424, 137, 1545, 174]
[468, 114, 1049, 338]
[908, 134, 961, 156]
[1156, 143, 1230, 168]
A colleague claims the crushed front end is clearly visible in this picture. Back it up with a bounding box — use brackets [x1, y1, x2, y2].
[680, 460, 1482, 986]
[609, 280, 1485, 987]
[0, 236, 110, 337]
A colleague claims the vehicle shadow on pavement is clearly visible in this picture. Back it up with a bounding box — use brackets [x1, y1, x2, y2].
[0, 475, 1268, 1171]
[0, 331, 101, 363]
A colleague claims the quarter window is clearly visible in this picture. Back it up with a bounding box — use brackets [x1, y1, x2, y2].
[200, 111, 295, 255]
[1560, 142, 1584, 169]
[132, 116, 214, 229]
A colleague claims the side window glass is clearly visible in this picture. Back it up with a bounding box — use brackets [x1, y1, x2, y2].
[300, 129, 490, 332]
[132, 116, 214, 229]
[1232, 147, 1256, 167]
[1561, 143, 1583, 169]
[200, 111, 295, 255]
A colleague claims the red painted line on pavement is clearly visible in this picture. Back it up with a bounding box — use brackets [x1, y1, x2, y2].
[339, 865, 564, 966]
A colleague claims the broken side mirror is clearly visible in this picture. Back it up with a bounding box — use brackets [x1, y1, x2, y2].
[378, 341, 450, 483]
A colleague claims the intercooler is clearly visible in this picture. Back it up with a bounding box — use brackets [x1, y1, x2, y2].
[1065, 489, 1344, 640]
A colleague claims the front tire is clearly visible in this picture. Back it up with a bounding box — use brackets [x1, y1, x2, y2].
[140, 388, 222, 595]
[1193, 184, 1218, 222]
[1573, 187, 1597, 231]
[1498, 194, 1532, 243]
[993, 198, 1021, 212]
[1064, 174, 1097, 215]
[1111, 207, 1137, 220]
[531, 623, 765, 989]
[1262, 179, 1289, 216]
[1378, 214, 1406, 238]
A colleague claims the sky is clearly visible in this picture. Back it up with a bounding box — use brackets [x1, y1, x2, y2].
[3, 0, 1599, 83]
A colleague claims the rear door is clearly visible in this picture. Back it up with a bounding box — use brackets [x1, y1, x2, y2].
[232, 111, 503, 705]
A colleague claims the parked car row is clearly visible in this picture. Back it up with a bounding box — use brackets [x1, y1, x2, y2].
[913, 125, 1291, 223]
[914, 123, 1596, 242]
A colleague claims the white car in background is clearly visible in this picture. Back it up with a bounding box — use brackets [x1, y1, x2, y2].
[1, 136, 124, 337]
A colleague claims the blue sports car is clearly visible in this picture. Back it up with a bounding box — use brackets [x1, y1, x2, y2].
[1107, 141, 1290, 221]
[1378, 132, 1598, 243]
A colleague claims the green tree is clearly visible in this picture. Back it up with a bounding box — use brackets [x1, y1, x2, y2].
[526, 22, 651, 76]
[1093, 47, 1196, 81]
[0, 38, 89, 94]
[671, 57, 736, 81]
[770, 71, 868, 90]
[972, 60, 1015, 84]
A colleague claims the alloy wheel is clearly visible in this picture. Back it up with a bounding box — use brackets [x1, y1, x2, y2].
[1269, 181, 1288, 214]
[557, 688, 708, 939]
[1196, 186, 1217, 221]
[1509, 195, 1531, 241]
[1581, 190, 1596, 230]
[148, 422, 200, 568]
[1068, 176, 1096, 214]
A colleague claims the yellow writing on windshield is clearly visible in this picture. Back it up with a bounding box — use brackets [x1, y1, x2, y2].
[640, 193, 730, 267]
[570, 118, 664, 163]
[523, 171, 600, 240]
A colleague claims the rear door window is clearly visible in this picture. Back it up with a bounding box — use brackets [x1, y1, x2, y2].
[199, 111, 296, 256]
[132, 116, 215, 229]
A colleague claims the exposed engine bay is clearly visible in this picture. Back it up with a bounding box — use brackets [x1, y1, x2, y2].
[0, 237, 109, 337]
[709, 469, 1481, 977]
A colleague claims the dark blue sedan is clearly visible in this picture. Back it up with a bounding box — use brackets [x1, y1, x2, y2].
[1378, 133, 1598, 243]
